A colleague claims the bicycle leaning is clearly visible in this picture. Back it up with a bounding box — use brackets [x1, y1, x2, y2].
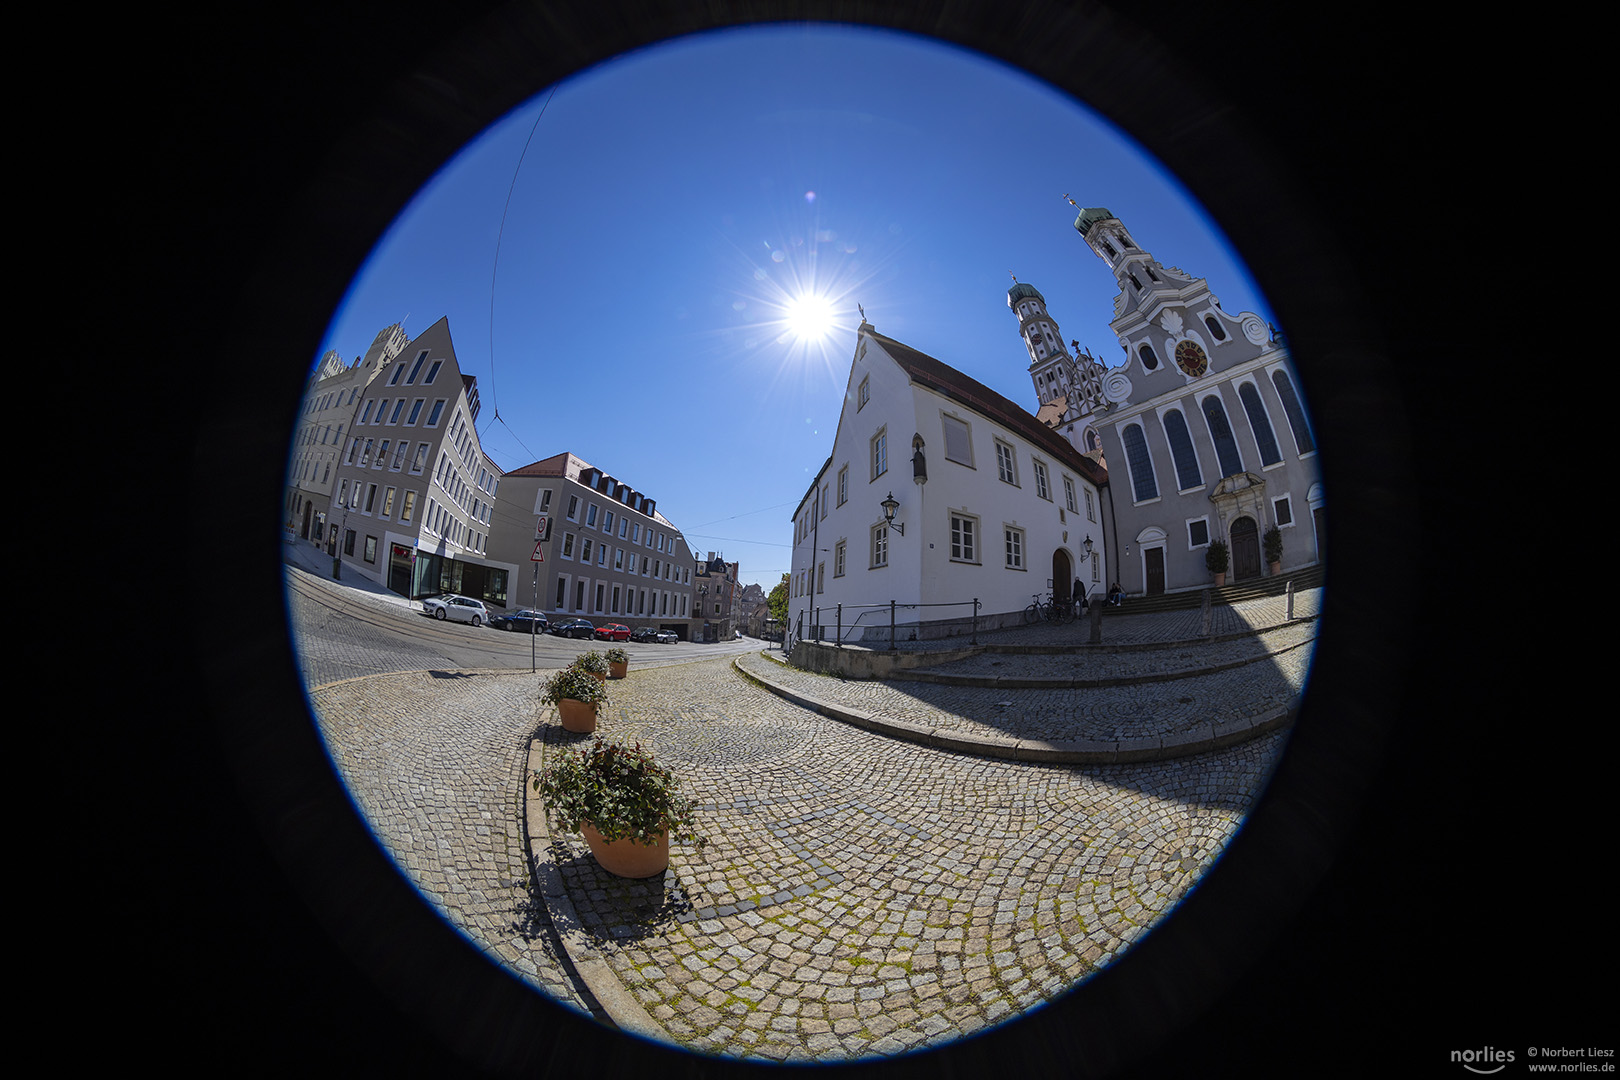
[1023, 591, 1077, 625]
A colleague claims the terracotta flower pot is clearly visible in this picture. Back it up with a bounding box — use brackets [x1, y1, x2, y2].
[1214, 572, 1227, 587]
[580, 822, 669, 878]
[557, 698, 597, 733]
[1268, 561, 1281, 576]
[608, 660, 628, 679]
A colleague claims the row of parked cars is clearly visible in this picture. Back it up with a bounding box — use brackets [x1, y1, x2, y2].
[418, 596, 679, 642]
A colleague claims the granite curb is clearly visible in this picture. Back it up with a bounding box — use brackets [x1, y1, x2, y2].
[732, 654, 1295, 764]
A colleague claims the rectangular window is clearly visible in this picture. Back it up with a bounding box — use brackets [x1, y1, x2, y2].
[1034, 460, 1050, 500]
[872, 429, 887, 480]
[1085, 490, 1096, 522]
[586, 504, 597, 527]
[951, 514, 977, 562]
[424, 360, 442, 384]
[996, 441, 1017, 485]
[364, 536, 378, 563]
[871, 524, 888, 568]
[596, 583, 605, 613]
[817, 563, 825, 593]
[603, 510, 613, 533]
[581, 538, 593, 563]
[425, 400, 445, 427]
[1004, 527, 1025, 569]
[406, 399, 424, 425]
[360, 400, 374, 424]
[837, 465, 848, 506]
[389, 363, 404, 386]
[858, 376, 870, 410]
[943, 414, 972, 465]
[364, 483, 378, 513]
[834, 540, 846, 577]
[562, 532, 575, 559]
[406, 350, 428, 383]
[400, 490, 417, 524]
[612, 586, 621, 614]
[1189, 519, 1210, 547]
[1064, 476, 1077, 513]
[821, 484, 829, 520]
[575, 581, 586, 612]
[556, 577, 567, 610]
[344, 529, 356, 556]
[389, 399, 405, 424]
[567, 495, 579, 521]
[381, 487, 396, 518]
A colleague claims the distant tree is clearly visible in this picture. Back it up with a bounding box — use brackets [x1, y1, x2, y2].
[767, 573, 789, 625]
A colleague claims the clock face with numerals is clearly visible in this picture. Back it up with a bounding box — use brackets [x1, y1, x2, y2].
[1175, 339, 1209, 377]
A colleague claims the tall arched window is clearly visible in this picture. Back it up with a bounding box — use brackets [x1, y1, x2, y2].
[1271, 368, 1316, 455]
[1123, 423, 1158, 502]
[1202, 394, 1244, 479]
[1162, 408, 1203, 491]
[1238, 382, 1282, 466]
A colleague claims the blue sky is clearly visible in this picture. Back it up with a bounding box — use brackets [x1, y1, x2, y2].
[310, 23, 1275, 590]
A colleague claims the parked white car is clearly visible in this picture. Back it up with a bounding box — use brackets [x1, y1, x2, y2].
[420, 594, 490, 626]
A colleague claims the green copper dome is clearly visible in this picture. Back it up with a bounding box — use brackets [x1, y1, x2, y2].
[1072, 206, 1114, 237]
[1007, 281, 1046, 308]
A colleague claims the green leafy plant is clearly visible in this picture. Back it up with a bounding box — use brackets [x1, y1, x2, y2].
[603, 647, 629, 665]
[573, 650, 610, 676]
[1263, 525, 1283, 564]
[1205, 539, 1229, 575]
[542, 664, 610, 707]
[531, 738, 705, 847]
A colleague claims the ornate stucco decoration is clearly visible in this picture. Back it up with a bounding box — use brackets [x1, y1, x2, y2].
[1241, 314, 1268, 346]
[1101, 366, 1134, 406]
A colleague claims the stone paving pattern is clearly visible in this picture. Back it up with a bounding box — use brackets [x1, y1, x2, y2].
[737, 625, 1313, 745]
[309, 669, 597, 1017]
[533, 658, 1288, 1062]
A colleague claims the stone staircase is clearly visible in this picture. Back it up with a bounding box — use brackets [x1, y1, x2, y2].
[1098, 562, 1325, 615]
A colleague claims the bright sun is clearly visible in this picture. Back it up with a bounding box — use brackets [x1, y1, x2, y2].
[784, 293, 836, 343]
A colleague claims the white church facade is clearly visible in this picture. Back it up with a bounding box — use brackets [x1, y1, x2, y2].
[1022, 204, 1325, 598]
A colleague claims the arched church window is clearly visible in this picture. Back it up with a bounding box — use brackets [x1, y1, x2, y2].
[1271, 368, 1315, 455]
[1238, 382, 1282, 466]
[1129, 273, 1142, 290]
[1202, 394, 1244, 479]
[1162, 409, 1203, 491]
[1204, 315, 1226, 341]
[1123, 423, 1158, 502]
[1101, 241, 1118, 258]
[1138, 343, 1159, 371]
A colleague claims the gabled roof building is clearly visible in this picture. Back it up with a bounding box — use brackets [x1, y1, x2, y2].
[788, 319, 1110, 645]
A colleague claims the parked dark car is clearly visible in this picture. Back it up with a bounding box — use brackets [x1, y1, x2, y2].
[490, 609, 548, 634]
[549, 618, 595, 639]
[630, 627, 661, 643]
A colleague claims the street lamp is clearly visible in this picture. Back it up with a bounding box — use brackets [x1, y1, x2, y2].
[880, 491, 904, 536]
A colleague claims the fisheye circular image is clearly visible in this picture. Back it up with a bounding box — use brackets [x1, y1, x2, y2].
[282, 21, 1323, 1065]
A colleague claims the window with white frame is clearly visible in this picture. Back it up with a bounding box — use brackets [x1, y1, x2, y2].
[950, 513, 977, 563]
[562, 532, 575, 559]
[1004, 526, 1025, 569]
[1188, 518, 1210, 547]
[858, 375, 869, 410]
[1033, 459, 1050, 500]
[995, 440, 1017, 485]
[834, 540, 846, 577]
[871, 524, 888, 568]
[1064, 476, 1077, 513]
[1273, 495, 1294, 528]
[837, 465, 847, 506]
[871, 429, 887, 480]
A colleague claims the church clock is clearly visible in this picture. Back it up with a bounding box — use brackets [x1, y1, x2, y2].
[1175, 339, 1208, 378]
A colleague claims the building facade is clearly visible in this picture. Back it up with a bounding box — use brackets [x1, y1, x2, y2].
[326, 316, 517, 606]
[490, 452, 699, 638]
[285, 323, 404, 545]
[788, 319, 1110, 644]
[1035, 205, 1324, 597]
[693, 554, 739, 641]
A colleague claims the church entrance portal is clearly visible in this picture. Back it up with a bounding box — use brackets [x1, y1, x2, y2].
[1052, 549, 1073, 603]
[1231, 516, 1261, 580]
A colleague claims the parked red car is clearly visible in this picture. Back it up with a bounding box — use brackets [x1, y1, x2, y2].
[593, 623, 631, 642]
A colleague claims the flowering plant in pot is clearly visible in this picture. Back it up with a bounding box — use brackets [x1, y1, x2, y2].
[1263, 525, 1284, 574]
[574, 649, 611, 681]
[531, 738, 705, 878]
[1205, 539, 1230, 587]
[603, 647, 629, 679]
[542, 663, 610, 733]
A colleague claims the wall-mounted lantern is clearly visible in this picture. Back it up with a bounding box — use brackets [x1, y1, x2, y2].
[880, 491, 904, 536]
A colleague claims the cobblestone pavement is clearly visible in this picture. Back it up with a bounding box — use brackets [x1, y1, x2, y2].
[309, 669, 597, 1017]
[533, 657, 1288, 1063]
[902, 620, 1317, 685]
[738, 632, 1310, 745]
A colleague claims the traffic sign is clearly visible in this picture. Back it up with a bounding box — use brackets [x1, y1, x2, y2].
[535, 515, 549, 539]
[531, 542, 546, 563]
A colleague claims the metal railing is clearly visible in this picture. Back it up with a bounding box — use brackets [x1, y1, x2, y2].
[801, 598, 982, 650]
